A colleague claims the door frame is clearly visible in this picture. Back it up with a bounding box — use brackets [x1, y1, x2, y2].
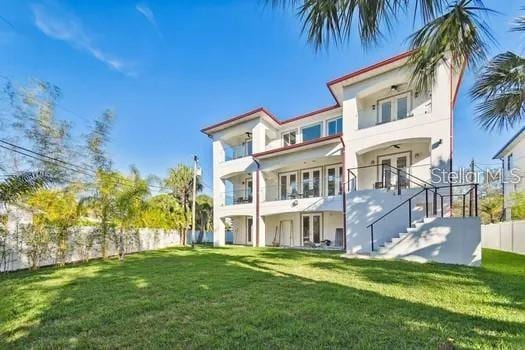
[300, 167, 323, 198]
[278, 171, 298, 200]
[300, 212, 323, 245]
[325, 164, 343, 196]
[376, 150, 412, 185]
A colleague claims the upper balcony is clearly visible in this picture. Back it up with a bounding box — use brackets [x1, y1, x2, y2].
[356, 84, 431, 131]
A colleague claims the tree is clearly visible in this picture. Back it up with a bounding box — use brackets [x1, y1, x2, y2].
[0, 171, 53, 204]
[113, 167, 149, 260]
[479, 192, 503, 224]
[80, 170, 121, 259]
[142, 194, 186, 232]
[196, 194, 213, 243]
[471, 12, 525, 131]
[164, 165, 202, 245]
[26, 184, 82, 266]
[510, 191, 525, 220]
[271, 0, 493, 92]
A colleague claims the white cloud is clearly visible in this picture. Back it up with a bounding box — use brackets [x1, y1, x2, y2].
[136, 3, 161, 36]
[31, 3, 135, 76]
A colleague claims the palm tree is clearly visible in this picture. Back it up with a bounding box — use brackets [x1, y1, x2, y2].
[79, 170, 121, 259]
[270, 0, 493, 92]
[196, 194, 213, 243]
[0, 171, 53, 204]
[164, 165, 202, 245]
[471, 13, 525, 131]
[113, 167, 149, 260]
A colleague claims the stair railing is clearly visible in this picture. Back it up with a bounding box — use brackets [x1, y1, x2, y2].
[366, 183, 478, 252]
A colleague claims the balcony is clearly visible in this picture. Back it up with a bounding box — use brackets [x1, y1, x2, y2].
[224, 142, 252, 162]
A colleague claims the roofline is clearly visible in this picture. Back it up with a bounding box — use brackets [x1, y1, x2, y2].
[202, 51, 414, 135]
[326, 50, 413, 87]
[252, 133, 342, 158]
[493, 126, 525, 159]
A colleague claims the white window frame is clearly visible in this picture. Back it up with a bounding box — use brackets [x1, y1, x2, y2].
[281, 129, 298, 147]
[326, 117, 343, 136]
[301, 122, 323, 143]
[377, 91, 412, 125]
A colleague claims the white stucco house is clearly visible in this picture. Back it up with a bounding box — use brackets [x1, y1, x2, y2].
[493, 126, 525, 220]
[202, 51, 482, 266]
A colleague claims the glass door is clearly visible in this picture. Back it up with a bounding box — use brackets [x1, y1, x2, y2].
[326, 165, 343, 196]
[377, 152, 410, 189]
[302, 214, 322, 244]
[302, 168, 321, 198]
[245, 178, 253, 202]
[279, 172, 298, 200]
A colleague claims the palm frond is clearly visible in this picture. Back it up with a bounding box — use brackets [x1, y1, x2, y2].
[267, 0, 448, 49]
[471, 51, 525, 131]
[511, 7, 525, 33]
[0, 171, 54, 203]
[407, 0, 495, 92]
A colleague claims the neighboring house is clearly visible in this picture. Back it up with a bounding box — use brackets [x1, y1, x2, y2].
[202, 52, 481, 266]
[493, 126, 525, 220]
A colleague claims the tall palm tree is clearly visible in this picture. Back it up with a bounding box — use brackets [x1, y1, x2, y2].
[270, 0, 493, 92]
[113, 167, 149, 260]
[471, 13, 525, 131]
[164, 164, 202, 245]
[196, 194, 213, 243]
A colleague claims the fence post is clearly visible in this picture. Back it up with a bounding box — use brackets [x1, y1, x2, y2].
[408, 198, 412, 227]
[474, 184, 478, 216]
[433, 190, 437, 215]
[441, 196, 444, 218]
[462, 194, 466, 217]
[370, 225, 374, 252]
[425, 188, 429, 217]
[397, 168, 401, 195]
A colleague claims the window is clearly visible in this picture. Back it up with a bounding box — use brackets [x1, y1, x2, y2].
[507, 154, 513, 171]
[397, 96, 408, 119]
[282, 131, 297, 146]
[377, 92, 411, 124]
[327, 117, 343, 135]
[302, 124, 322, 142]
[379, 101, 392, 123]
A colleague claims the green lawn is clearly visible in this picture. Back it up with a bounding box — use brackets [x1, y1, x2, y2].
[0, 248, 523, 349]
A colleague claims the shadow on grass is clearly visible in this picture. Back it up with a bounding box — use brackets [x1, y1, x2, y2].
[1, 247, 523, 349]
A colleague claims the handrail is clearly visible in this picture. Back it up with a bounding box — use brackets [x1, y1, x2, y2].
[366, 183, 478, 251]
[347, 163, 433, 192]
[366, 187, 426, 229]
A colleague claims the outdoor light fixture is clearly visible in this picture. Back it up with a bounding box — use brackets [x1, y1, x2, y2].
[390, 85, 398, 92]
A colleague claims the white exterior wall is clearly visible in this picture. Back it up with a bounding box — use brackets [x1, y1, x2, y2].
[374, 217, 482, 266]
[206, 55, 466, 260]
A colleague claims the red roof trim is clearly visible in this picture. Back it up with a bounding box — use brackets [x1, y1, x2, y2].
[327, 51, 413, 87]
[280, 104, 341, 125]
[202, 51, 413, 135]
[252, 134, 342, 158]
[201, 107, 280, 133]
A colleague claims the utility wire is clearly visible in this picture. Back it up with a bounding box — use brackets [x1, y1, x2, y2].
[0, 140, 170, 192]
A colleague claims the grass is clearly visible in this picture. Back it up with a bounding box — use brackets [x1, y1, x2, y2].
[0, 247, 523, 349]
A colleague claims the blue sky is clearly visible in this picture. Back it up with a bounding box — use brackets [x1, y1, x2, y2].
[1, 0, 523, 192]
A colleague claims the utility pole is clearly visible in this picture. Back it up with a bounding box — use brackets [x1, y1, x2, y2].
[191, 155, 199, 248]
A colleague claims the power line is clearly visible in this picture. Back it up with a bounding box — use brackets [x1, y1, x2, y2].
[0, 140, 170, 192]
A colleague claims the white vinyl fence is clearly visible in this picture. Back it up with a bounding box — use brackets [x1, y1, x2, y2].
[481, 220, 525, 255]
[1, 226, 182, 272]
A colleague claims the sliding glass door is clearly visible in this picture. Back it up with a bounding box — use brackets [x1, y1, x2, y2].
[302, 214, 321, 244]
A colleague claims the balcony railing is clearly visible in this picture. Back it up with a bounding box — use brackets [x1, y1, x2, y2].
[224, 142, 252, 161]
[223, 189, 253, 206]
[262, 177, 343, 202]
